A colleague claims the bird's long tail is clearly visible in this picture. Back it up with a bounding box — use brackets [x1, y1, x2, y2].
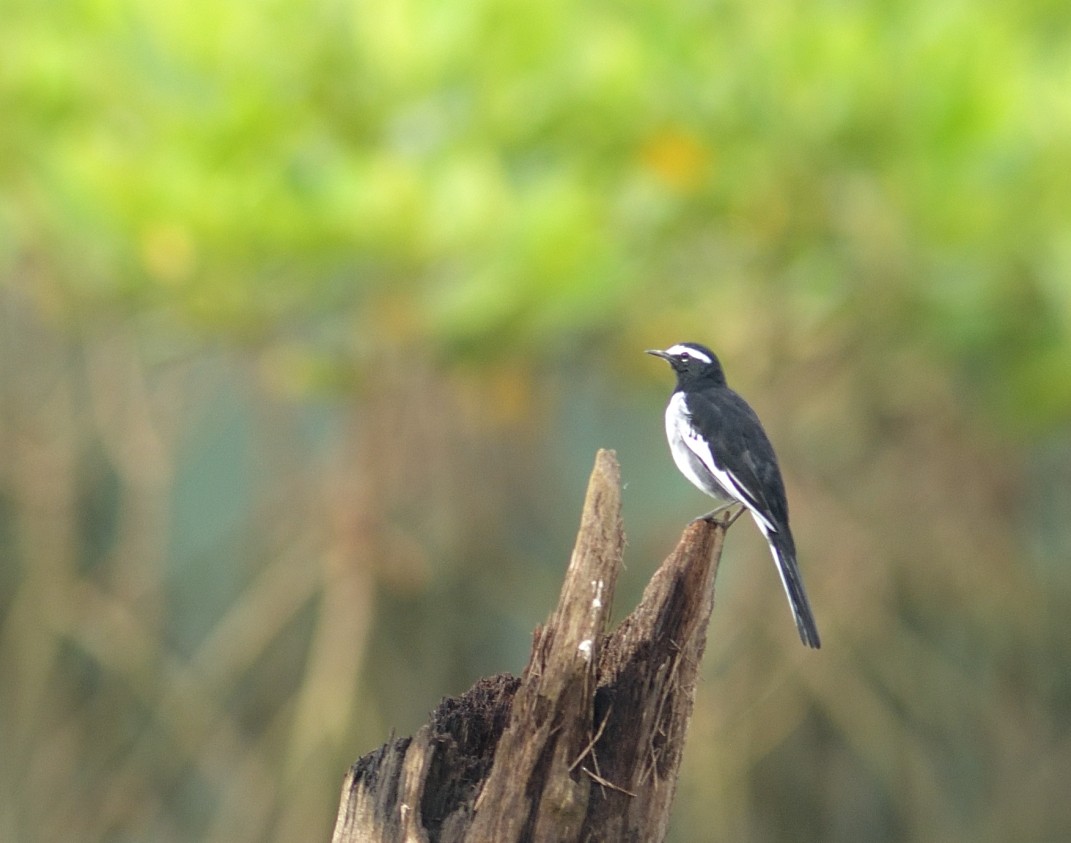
[759, 522, 821, 649]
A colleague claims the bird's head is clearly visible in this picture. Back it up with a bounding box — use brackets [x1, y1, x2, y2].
[646, 342, 726, 387]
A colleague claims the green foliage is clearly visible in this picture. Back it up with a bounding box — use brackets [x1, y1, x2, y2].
[4, 0, 1070, 425]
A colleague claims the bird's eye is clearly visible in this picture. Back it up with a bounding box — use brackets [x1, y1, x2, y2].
[678, 352, 690, 361]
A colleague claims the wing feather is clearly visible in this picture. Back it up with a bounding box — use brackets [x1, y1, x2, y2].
[679, 388, 789, 533]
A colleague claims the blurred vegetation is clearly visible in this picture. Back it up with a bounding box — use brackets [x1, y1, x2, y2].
[2, 0, 1071, 840]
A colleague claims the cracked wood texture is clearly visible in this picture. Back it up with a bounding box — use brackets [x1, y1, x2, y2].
[332, 449, 725, 843]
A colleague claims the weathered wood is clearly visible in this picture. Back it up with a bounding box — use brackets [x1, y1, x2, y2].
[332, 675, 520, 842]
[584, 515, 723, 841]
[332, 449, 725, 843]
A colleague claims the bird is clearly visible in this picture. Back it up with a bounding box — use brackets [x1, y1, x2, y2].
[646, 342, 821, 648]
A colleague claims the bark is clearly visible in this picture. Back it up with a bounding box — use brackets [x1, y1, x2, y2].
[332, 449, 725, 843]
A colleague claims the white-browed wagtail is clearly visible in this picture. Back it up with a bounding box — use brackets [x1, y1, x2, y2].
[648, 342, 821, 648]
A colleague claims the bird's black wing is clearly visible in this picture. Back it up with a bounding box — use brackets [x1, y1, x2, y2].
[680, 387, 790, 532]
[681, 387, 820, 648]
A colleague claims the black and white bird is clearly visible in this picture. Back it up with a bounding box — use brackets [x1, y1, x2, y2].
[647, 342, 821, 649]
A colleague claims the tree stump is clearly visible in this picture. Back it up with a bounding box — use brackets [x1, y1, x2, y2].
[332, 449, 725, 843]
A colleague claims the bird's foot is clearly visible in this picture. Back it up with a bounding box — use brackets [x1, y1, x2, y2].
[690, 503, 744, 528]
[719, 505, 746, 528]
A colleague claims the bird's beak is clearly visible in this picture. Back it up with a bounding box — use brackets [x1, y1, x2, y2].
[645, 348, 672, 361]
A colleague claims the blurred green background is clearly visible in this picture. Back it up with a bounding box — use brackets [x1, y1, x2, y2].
[3, 0, 1071, 840]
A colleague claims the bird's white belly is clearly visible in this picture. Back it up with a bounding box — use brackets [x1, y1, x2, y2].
[665, 393, 734, 502]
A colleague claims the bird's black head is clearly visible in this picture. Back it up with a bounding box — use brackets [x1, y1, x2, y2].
[646, 342, 727, 388]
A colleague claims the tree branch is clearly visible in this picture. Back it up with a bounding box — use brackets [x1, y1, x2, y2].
[332, 449, 725, 843]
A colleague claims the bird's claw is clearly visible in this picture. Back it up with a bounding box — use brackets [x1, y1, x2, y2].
[691, 504, 745, 529]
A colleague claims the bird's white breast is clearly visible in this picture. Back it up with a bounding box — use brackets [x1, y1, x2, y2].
[664, 392, 732, 502]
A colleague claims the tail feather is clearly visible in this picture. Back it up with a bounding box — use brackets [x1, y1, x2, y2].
[754, 517, 821, 648]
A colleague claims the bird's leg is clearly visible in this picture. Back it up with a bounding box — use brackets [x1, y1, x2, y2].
[691, 503, 746, 529]
[718, 504, 746, 528]
[690, 501, 738, 526]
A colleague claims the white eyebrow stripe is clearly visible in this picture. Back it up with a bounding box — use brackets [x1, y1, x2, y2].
[664, 343, 712, 364]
